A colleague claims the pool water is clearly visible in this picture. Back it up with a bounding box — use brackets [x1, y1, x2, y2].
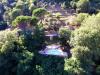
[39, 45, 68, 57]
[46, 48, 63, 55]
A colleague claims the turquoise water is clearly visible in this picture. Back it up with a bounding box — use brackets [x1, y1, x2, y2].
[39, 48, 67, 57]
[46, 49, 63, 55]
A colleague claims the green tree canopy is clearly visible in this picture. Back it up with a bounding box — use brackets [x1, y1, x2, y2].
[32, 8, 46, 18]
[12, 16, 38, 27]
[70, 13, 100, 61]
[76, 0, 90, 13]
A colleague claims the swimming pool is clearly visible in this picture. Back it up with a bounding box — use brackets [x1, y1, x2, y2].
[39, 45, 68, 57]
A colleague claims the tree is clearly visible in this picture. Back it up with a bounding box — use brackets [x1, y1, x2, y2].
[74, 13, 89, 25]
[16, 0, 30, 15]
[70, 13, 100, 61]
[59, 27, 71, 45]
[64, 58, 87, 75]
[12, 16, 38, 29]
[0, 29, 18, 54]
[29, 4, 37, 14]
[32, 8, 46, 23]
[71, 46, 92, 61]
[96, 65, 100, 75]
[16, 50, 34, 75]
[76, 0, 90, 13]
[32, 8, 46, 18]
[10, 8, 22, 21]
[0, 21, 7, 30]
[0, 28, 36, 75]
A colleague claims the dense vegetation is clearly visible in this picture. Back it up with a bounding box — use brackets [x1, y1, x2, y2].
[0, 0, 100, 75]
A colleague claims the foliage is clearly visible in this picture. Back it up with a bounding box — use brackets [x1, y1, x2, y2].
[32, 8, 46, 18]
[29, 4, 37, 14]
[64, 57, 93, 75]
[12, 16, 38, 27]
[64, 58, 87, 75]
[0, 21, 7, 30]
[69, 13, 100, 75]
[96, 65, 100, 75]
[71, 46, 91, 61]
[39, 56, 65, 75]
[59, 27, 71, 45]
[82, 13, 100, 28]
[61, 1, 71, 9]
[76, 0, 90, 13]
[1, 0, 100, 75]
[0, 2, 4, 15]
[16, 1, 30, 15]
[10, 8, 22, 21]
[0, 26, 45, 75]
[70, 27, 100, 60]
[70, 13, 100, 61]
[0, 29, 18, 54]
[55, 12, 61, 19]
[74, 13, 89, 25]
[16, 50, 34, 75]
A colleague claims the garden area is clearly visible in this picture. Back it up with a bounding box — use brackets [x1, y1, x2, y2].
[0, 0, 100, 75]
